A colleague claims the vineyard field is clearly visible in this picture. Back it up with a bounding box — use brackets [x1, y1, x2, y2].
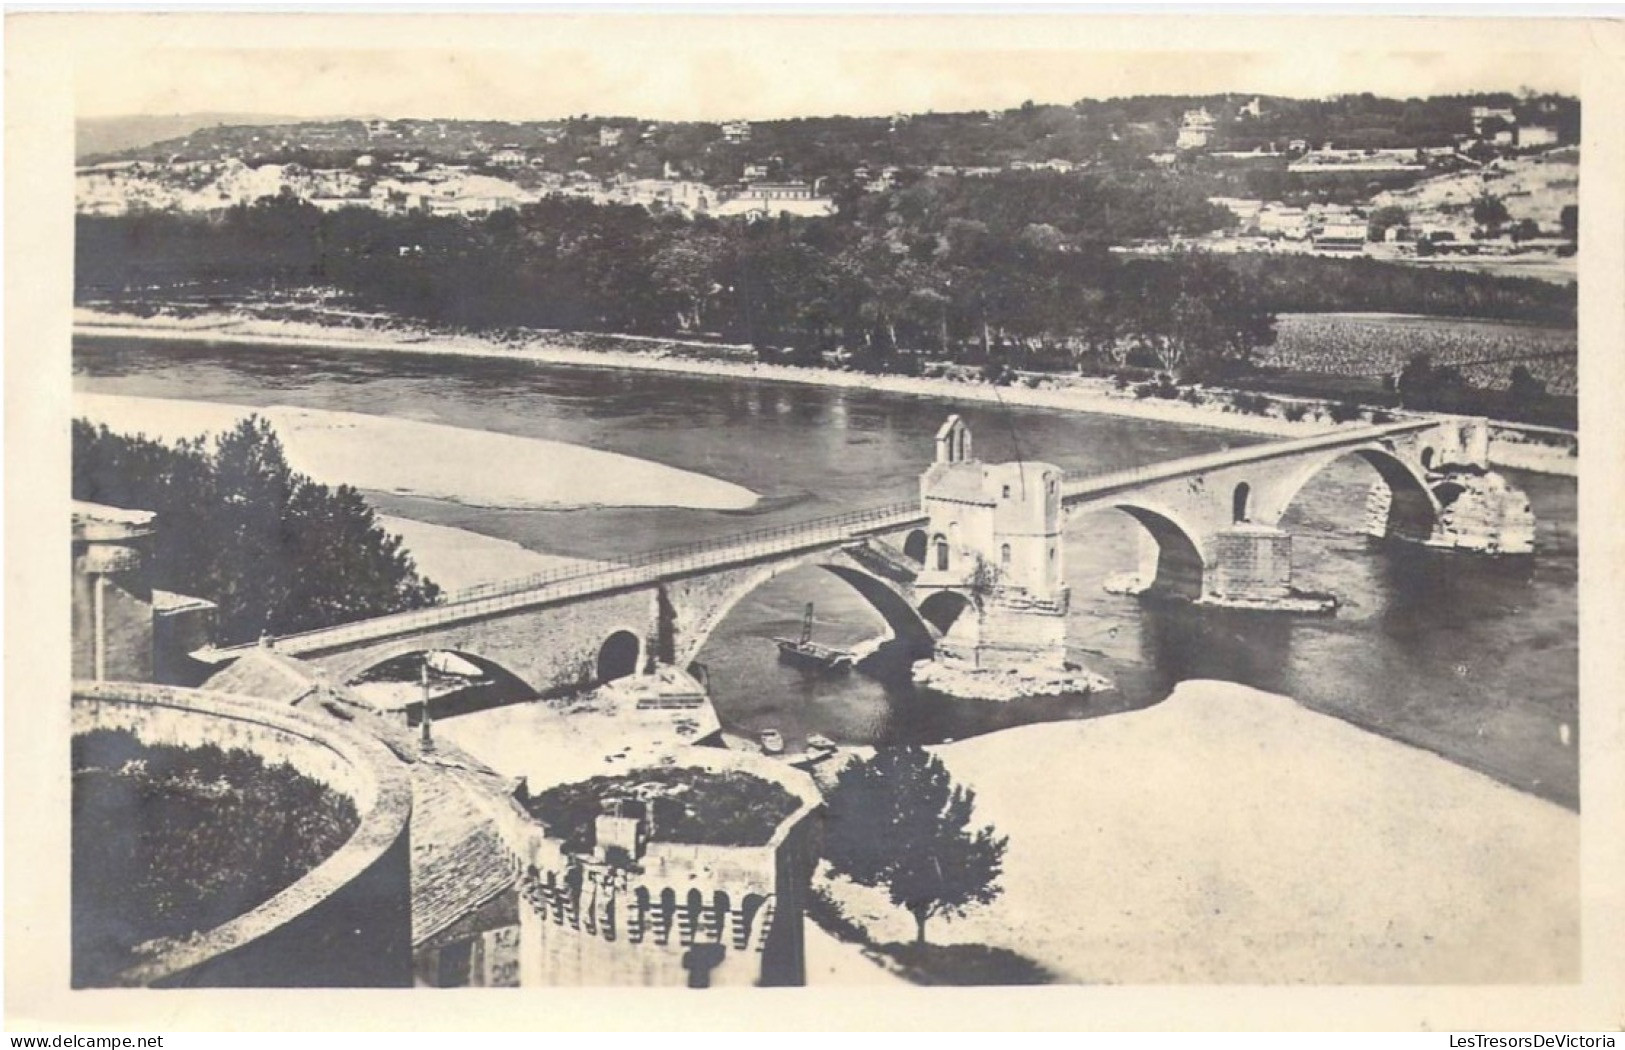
[1261, 313, 1577, 396]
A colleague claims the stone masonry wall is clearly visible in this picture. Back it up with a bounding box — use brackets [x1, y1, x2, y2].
[500, 750, 822, 987]
[72, 682, 414, 988]
[314, 588, 656, 695]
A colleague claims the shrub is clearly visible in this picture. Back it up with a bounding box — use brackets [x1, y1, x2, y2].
[1134, 373, 1180, 400]
[1231, 393, 1271, 416]
[1282, 402, 1309, 423]
[1327, 398, 1366, 424]
[72, 729, 359, 987]
[524, 767, 800, 851]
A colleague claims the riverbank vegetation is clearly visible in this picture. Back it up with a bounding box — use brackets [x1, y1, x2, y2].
[77, 181, 1575, 425]
[72, 415, 440, 644]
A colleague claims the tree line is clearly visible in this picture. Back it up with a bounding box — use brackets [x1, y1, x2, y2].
[77, 172, 1574, 382]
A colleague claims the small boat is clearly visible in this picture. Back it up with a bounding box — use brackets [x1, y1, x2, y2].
[759, 729, 786, 755]
[805, 734, 837, 754]
[774, 603, 856, 673]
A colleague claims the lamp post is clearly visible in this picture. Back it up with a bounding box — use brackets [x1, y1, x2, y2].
[419, 655, 434, 752]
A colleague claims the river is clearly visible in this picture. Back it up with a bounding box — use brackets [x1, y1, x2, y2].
[73, 335, 1580, 810]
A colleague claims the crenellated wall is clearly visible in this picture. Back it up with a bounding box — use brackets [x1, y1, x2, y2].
[71, 682, 414, 988]
[492, 750, 822, 987]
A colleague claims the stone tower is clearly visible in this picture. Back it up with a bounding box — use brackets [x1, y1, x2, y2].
[916, 416, 1069, 670]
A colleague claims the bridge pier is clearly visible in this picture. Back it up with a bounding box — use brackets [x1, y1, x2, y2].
[1365, 468, 1535, 555]
[1207, 524, 1294, 604]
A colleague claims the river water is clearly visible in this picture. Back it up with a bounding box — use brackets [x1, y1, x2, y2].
[73, 336, 1580, 809]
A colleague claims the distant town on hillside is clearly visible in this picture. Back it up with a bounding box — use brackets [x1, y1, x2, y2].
[78, 92, 1578, 265]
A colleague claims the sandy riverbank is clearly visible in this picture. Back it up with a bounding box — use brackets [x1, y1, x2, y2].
[74, 308, 1329, 439]
[819, 680, 1578, 984]
[72, 391, 759, 512]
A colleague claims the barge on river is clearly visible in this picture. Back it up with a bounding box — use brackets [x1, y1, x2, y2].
[773, 602, 855, 673]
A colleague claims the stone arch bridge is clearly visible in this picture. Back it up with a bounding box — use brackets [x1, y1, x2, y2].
[193, 416, 1531, 698]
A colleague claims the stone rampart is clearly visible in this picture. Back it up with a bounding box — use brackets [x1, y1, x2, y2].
[499, 748, 821, 987]
[72, 681, 414, 987]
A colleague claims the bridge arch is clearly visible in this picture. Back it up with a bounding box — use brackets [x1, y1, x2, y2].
[902, 529, 928, 564]
[673, 553, 938, 669]
[1075, 501, 1208, 601]
[1272, 444, 1442, 543]
[918, 591, 975, 635]
[596, 629, 642, 682]
[336, 646, 534, 697]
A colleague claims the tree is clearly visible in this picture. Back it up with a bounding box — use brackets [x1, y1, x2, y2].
[822, 746, 1008, 944]
[73, 416, 440, 644]
[651, 234, 729, 331]
[1395, 352, 1472, 413]
[1120, 254, 1276, 383]
[1367, 204, 1409, 242]
[1509, 218, 1541, 244]
[1559, 204, 1578, 242]
[1471, 192, 1511, 235]
[1506, 364, 1547, 408]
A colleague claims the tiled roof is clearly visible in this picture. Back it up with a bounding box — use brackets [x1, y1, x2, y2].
[151, 589, 217, 614]
[410, 763, 520, 948]
[202, 648, 333, 706]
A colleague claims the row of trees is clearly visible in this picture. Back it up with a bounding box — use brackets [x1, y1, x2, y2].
[1394, 353, 1571, 427]
[73, 416, 440, 645]
[78, 175, 1575, 383]
[78, 179, 1284, 382]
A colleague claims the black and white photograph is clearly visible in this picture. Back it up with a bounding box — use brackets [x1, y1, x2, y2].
[7, 9, 1625, 1034]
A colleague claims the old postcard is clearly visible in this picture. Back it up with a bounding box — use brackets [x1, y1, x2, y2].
[6, 10, 1624, 1032]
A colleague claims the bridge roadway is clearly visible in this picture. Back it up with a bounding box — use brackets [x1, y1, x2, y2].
[199, 418, 1437, 663]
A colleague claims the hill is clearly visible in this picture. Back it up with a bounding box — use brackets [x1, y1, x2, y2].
[77, 113, 352, 162]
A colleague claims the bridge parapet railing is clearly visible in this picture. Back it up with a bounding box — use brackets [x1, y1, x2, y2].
[224, 421, 1439, 658]
[444, 499, 924, 603]
[1059, 418, 1438, 502]
[239, 499, 924, 654]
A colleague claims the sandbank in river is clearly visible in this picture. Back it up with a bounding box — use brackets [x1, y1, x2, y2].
[73, 391, 758, 514]
[820, 680, 1578, 984]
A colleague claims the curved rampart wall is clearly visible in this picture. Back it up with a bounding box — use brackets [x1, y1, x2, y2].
[72, 681, 414, 988]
